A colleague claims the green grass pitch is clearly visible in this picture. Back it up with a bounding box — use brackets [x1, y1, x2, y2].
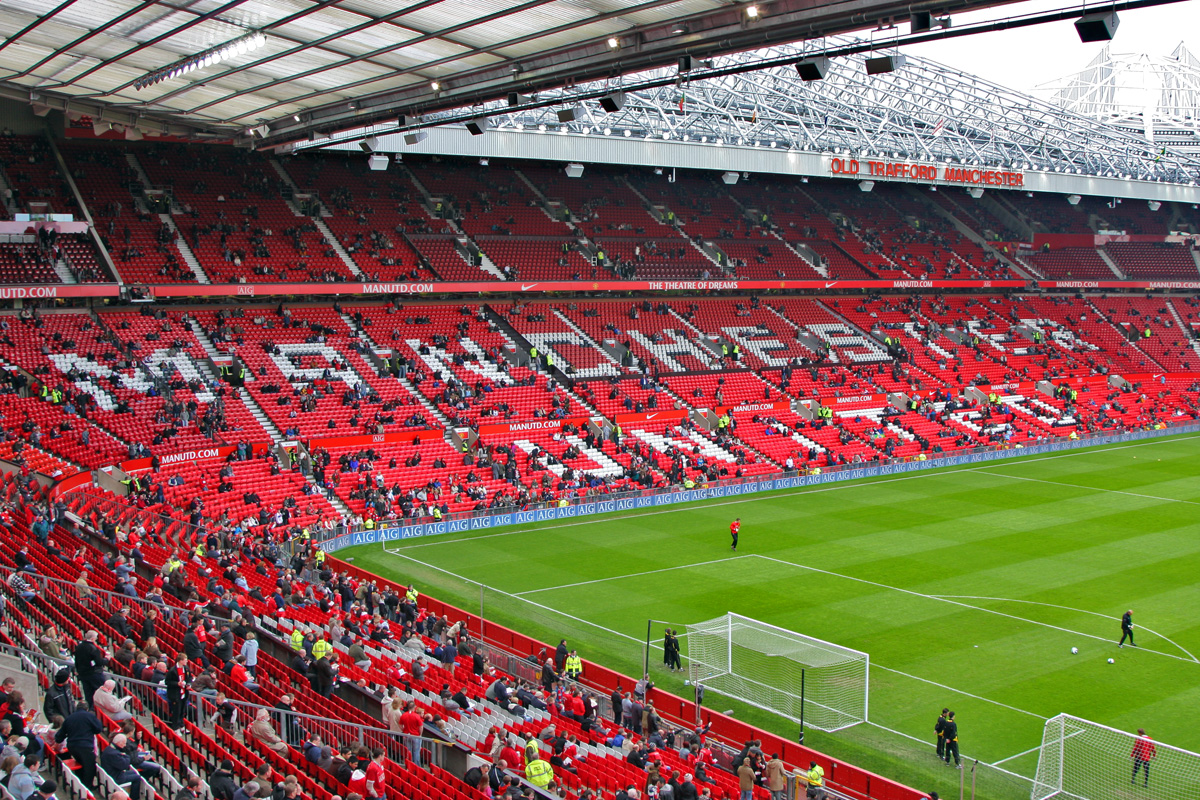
[340, 433, 1200, 800]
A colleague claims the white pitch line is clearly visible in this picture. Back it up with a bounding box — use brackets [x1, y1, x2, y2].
[969, 470, 1200, 507]
[512, 555, 754, 596]
[933, 595, 1200, 663]
[871, 664, 1048, 720]
[991, 743, 1045, 766]
[382, 546, 645, 643]
[387, 434, 1200, 551]
[753, 554, 1200, 666]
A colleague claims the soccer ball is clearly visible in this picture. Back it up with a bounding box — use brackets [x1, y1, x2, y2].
[1107, 658, 1115, 664]
[1071, 647, 1078, 654]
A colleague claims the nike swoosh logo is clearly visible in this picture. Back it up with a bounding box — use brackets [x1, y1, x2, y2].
[824, 282, 838, 289]
[646, 413, 658, 419]
[521, 283, 538, 291]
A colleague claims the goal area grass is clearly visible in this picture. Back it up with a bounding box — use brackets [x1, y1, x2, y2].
[340, 433, 1200, 800]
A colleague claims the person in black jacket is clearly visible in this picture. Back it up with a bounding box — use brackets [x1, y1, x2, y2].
[55, 703, 101, 790]
[934, 708, 949, 758]
[208, 760, 237, 800]
[942, 711, 961, 768]
[43, 668, 72, 722]
[183, 625, 209, 668]
[108, 607, 133, 642]
[555, 639, 569, 672]
[101, 734, 143, 800]
[165, 652, 190, 728]
[73, 631, 108, 708]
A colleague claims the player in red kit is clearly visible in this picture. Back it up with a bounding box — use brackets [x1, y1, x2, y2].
[1131, 729, 1156, 787]
[730, 518, 741, 551]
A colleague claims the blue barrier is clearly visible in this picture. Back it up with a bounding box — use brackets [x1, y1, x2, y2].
[318, 423, 1200, 553]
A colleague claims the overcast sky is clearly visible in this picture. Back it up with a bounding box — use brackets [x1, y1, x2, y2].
[897, 0, 1199, 97]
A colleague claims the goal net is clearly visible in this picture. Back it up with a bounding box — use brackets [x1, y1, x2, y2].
[1032, 714, 1200, 800]
[684, 612, 868, 732]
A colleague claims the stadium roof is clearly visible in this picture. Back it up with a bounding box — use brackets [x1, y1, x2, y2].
[0, 0, 1176, 144]
[1041, 43, 1200, 151]
[313, 41, 1200, 198]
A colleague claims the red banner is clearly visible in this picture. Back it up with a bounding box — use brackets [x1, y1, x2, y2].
[614, 409, 690, 424]
[144, 278, 1027, 297]
[476, 417, 589, 435]
[1037, 280, 1200, 290]
[307, 431, 443, 450]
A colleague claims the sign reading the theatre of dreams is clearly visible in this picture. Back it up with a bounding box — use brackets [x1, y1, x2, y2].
[829, 157, 1026, 188]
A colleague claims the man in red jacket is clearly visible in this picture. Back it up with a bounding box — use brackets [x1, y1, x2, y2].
[1131, 729, 1156, 787]
[398, 702, 424, 767]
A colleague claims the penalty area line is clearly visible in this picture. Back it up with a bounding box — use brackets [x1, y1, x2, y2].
[512, 555, 756, 596]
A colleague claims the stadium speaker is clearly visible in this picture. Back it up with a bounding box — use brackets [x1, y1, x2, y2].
[251, 124, 270, 138]
[557, 106, 585, 123]
[564, 163, 585, 178]
[125, 127, 144, 141]
[465, 118, 489, 136]
[865, 55, 906, 75]
[93, 121, 112, 136]
[1066, 194, 1081, 205]
[367, 154, 390, 171]
[678, 55, 694, 73]
[1148, 200, 1162, 211]
[1075, 11, 1119, 42]
[721, 171, 739, 185]
[358, 136, 379, 153]
[858, 180, 875, 192]
[599, 92, 626, 113]
[967, 187, 984, 199]
[507, 92, 533, 107]
[910, 11, 932, 31]
[795, 57, 830, 81]
[403, 131, 427, 146]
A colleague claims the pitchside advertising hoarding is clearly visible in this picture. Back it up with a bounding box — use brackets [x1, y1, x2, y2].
[315, 422, 1200, 553]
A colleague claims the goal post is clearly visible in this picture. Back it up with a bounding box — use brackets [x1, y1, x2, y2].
[683, 612, 869, 732]
[1032, 714, 1200, 800]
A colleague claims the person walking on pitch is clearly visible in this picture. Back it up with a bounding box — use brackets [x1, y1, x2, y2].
[730, 518, 741, 551]
[1118, 610, 1135, 648]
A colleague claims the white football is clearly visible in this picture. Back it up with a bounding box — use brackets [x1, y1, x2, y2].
[1108, 658, 1115, 664]
[1071, 647, 1079, 654]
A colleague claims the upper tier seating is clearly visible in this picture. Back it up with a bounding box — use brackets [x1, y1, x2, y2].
[136, 144, 358, 284]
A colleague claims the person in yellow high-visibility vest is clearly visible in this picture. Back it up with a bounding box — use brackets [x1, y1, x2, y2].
[525, 757, 554, 789]
[289, 628, 304, 652]
[564, 650, 583, 679]
[805, 761, 824, 798]
[312, 637, 332, 661]
[405, 585, 418, 604]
